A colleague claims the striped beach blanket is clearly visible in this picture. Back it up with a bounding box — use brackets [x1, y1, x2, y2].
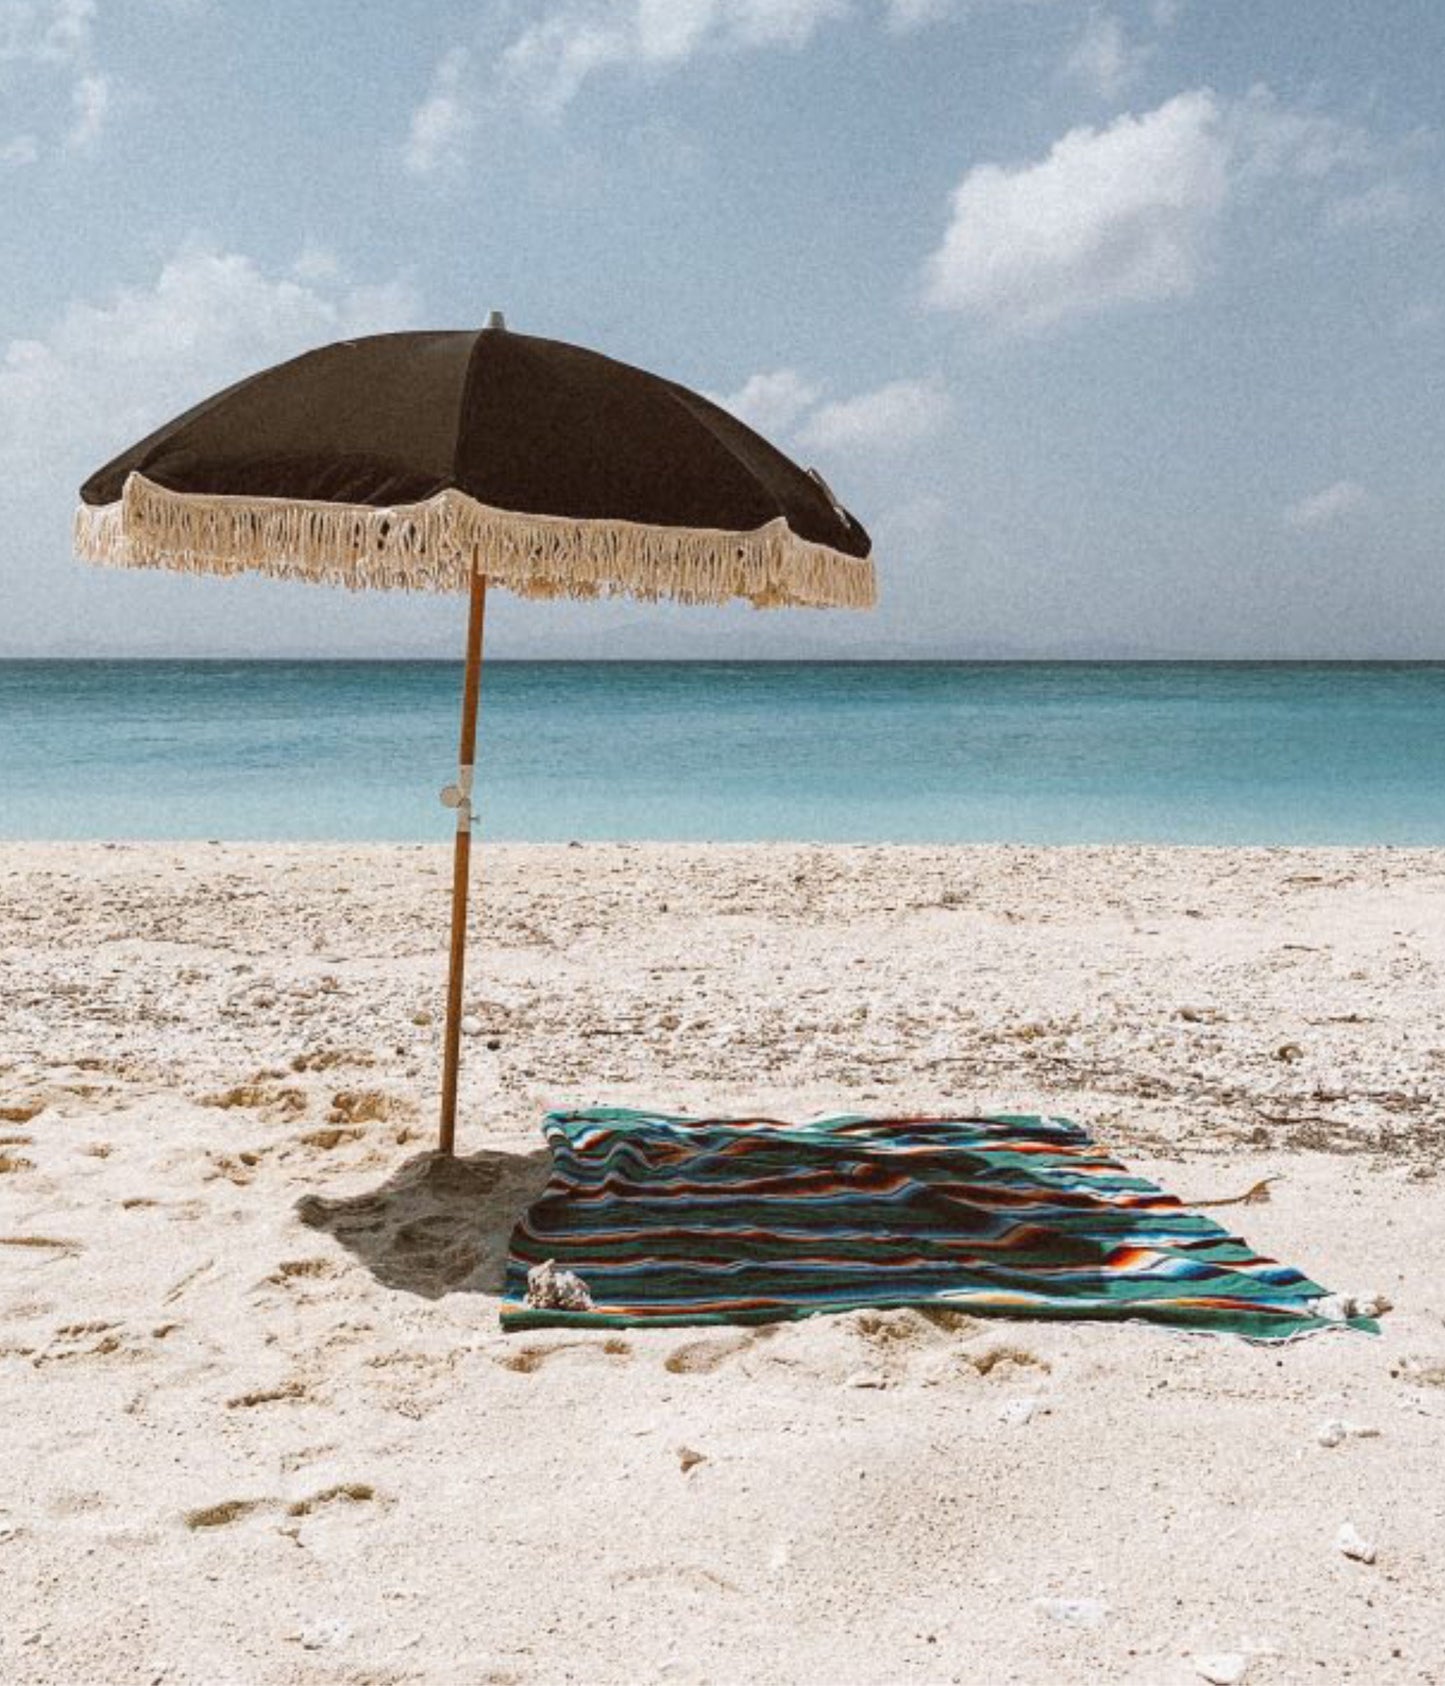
[501, 1110, 1376, 1342]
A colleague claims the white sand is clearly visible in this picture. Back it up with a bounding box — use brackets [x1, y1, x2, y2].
[1, 842, 1442, 1685]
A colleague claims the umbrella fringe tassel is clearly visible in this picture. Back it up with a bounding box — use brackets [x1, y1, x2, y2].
[74, 474, 876, 611]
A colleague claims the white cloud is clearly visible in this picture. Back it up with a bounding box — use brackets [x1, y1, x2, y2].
[489, 0, 967, 112]
[1063, 10, 1150, 102]
[0, 247, 418, 484]
[0, 0, 94, 64]
[64, 69, 109, 151]
[925, 90, 1229, 330]
[404, 46, 474, 177]
[797, 376, 951, 452]
[407, 0, 960, 157]
[1283, 480, 1370, 532]
[1227, 85, 1371, 184]
[924, 85, 1385, 332]
[710, 368, 821, 435]
[501, 0, 850, 112]
[710, 368, 950, 455]
[1, 132, 40, 165]
[1, 1, 116, 160]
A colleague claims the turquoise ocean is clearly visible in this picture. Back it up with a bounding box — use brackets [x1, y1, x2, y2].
[1, 661, 1443, 844]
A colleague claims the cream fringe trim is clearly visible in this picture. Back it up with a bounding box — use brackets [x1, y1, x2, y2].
[74, 474, 876, 611]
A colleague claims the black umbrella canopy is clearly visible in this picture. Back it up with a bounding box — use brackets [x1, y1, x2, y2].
[76, 320, 875, 610]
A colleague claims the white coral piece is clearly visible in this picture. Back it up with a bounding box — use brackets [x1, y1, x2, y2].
[1336, 1522, 1377, 1564]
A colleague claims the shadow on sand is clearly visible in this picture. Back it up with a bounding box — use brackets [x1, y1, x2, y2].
[295, 1146, 551, 1299]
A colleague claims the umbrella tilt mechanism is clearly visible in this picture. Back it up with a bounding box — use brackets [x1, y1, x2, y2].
[440, 767, 475, 830]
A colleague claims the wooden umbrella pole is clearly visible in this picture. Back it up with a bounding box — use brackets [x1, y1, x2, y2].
[438, 572, 488, 1154]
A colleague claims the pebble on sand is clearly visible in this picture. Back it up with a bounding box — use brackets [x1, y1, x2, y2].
[1032, 1597, 1107, 1628]
[1316, 1418, 1381, 1448]
[298, 1618, 351, 1651]
[1194, 1655, 1249, 1685]
[1336, 1523, 1377, 1564]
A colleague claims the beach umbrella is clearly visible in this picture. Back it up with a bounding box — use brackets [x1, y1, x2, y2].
[74, 314, 875, 1152]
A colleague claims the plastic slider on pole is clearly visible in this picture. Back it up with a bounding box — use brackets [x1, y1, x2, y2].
[440, 765, 475, 831]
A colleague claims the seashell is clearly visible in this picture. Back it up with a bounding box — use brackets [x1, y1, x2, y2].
[525, 1258, 594, 1312]
[1314, 1291, 1392, 1322]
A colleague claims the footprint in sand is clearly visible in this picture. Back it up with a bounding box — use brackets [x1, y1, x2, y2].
[498, 1337, 633, 1374]
[0, 1101, 46, 1124]
[253, 1257, 346, 1306]
[270, 1257, 343, 1283]
[204, 1149, 270, 1186]
[32, 1319, 155, 1367]
[326, 1089, 414, 1127]
[917, 1340, 1052, 1390]
[284, 1482, 377, 1517]
[681, 1307, 1037, 1389]
[279, 1444, 340, 1473]
[198, 1083, 308, 1122]
[184, 1498, 268, 1530]
[183, 1484, 377, 1530]
[967, 1343, 1051, 1378]
[119, 1196, 205, 1221]
[0, 1235, 83, 1258]
[663, 1329, 772, 1375]
[226, 1379, 311, 1409]
[290, 1048, 377, 1074]
[850, 1306, 983, 1350]
[298, 1125, 366, 1151]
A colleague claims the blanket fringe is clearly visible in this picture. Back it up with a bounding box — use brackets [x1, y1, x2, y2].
[74, 474, 877, 610]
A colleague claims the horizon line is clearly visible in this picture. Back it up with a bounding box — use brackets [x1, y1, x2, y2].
[2, 654, 1444, 666]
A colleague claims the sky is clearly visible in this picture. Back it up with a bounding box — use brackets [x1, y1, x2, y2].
[1, 0, 1442, 659]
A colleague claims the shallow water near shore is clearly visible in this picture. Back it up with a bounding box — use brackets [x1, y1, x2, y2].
[3, 659, 1444, 843]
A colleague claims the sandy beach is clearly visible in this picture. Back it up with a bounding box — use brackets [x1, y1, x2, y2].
[2, 842, 1443, 1685]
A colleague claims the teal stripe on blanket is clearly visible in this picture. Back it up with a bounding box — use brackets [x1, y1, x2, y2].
[500, 1110, 1377, 1342]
